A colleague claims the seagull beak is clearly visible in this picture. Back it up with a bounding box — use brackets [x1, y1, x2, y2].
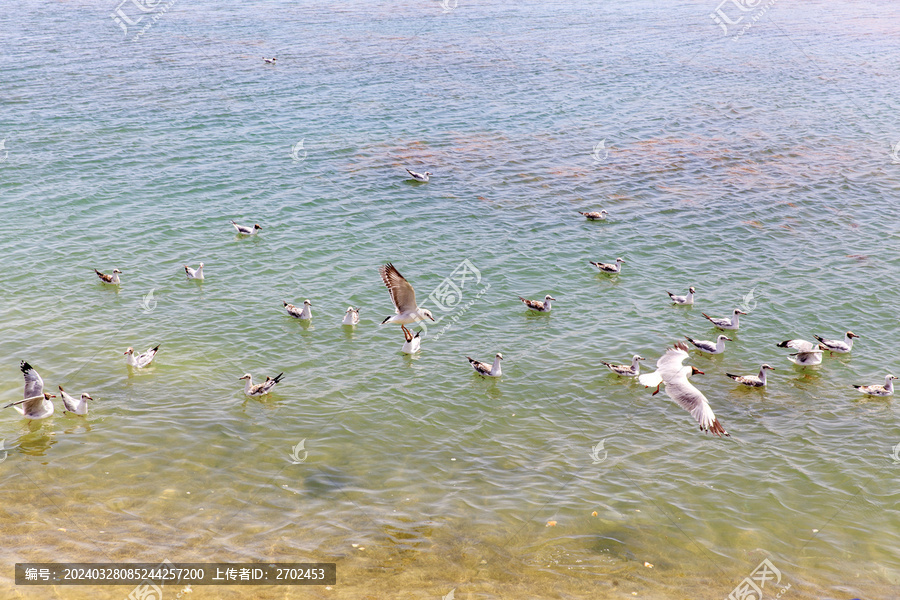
[428, 314, 435, 321]
[695, 369, 704, 375]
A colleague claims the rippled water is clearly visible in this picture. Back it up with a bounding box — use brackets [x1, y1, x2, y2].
[2, 1, 899, 598]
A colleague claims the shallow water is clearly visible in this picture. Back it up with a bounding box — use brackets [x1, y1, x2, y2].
[2, 0, 899, 598]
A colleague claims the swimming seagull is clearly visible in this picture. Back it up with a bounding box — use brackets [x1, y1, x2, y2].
[684, 334, 732, 354]
[518, 294, 555, 313]
[263, 57, 276, 64]
[726, 364, 774, 387]
[600, 355, 645, 377]
[342, 306, 360, 326]
[589, 258, 625, 274]
[853, 374, 896, 397]
[702, 309, 746, 330]
[125, 345, 160, 368]
[230, 220, 262, 235]
[94, 268, 121, 285]
[239, 372, 285, 396]
[578, 210, 608, 221]
[58, 385, 92, 415]
[379, 263, 435, 326]
[667, 287, 696, 305]
[406, 169, 431, 182]
[814, 331, 859, 353]
[638, 342, 728, 436]
[3, 361, 56, 420]
[401, 324, 421, 354]
[467, 353, 502, 377]
[777, 339, 823, 366]
[284, 300, 312, 320]
[184, 263, 204, 280]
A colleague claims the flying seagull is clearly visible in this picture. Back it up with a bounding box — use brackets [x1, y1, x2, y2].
[379, 263, 435, 326]
[4, 361, 56, 420]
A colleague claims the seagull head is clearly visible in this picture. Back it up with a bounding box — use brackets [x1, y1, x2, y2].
[690, 366, 704, 376]
[761, 364, 775, 371]
[616, 258, 625, 263]
[600, 210, 608, 216]
[198, 262, 204, 268]
[346, 306, 355, 313]
[422, 309, 435, 321]
[633, 355, 645, 361]
[689, 286, 695, 293]
[734, 309, 747, 315]
[496, 353, 503, 360]
[113, 269, 122, 274]
[124, 347, 134, 355]
[82, 393, 93, 401]
[304, 299, 312, 306]
[718, 335, 733, 342]
[43, 392, 57, 399]
[888, 374, 897, 381]
[545, 295, 556, 301]
[847, 331, 859, 338]
[238, 374, 251, 381]
[254, 224, 262, 230]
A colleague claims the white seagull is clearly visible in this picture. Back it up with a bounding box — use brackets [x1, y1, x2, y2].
[401, 325, 421, 354]
[230, 220, 262, 235]
[467, 353, 502, 377]
[263, 57, 277, 64]
[726, 364, 774, 387]
[284, 300, 312, 320]
[125, 345, 160, 368]
[853, 374, 896, 397]
[702, 309, 746, 330]
[3, 361, 56, 420]
[518, 294, 555, 313]
[184, 263, 204, 280]
[342, 306, 360, 326]
[406, 169, 431, 182]
[239, 372, 285, 396]
[379, 263, 435, 326]
[777, 339, 823, 366]
[578, 210, 608, 221]
[667, 287, 696, 305]
[589, 258, 625, 274]
[814, 331, 859, 353]
[638, 342, 728, 436]
[59, 385, 92, 415]
[600, 354, 645, 377]
[94, 268, 122, 285]
[684, 334, 732, 355]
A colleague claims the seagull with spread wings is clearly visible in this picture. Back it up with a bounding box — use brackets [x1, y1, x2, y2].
[638, 342, 729, 437]
[379, 263, 435, 327]
[4, 361, 56, 420]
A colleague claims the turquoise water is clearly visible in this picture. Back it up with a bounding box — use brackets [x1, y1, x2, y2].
[2, 1, 900, 598]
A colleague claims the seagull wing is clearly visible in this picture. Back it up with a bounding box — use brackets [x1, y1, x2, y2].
[663, 371, 722, 433]
[780, 339, 815, 352]
[380, 263, 418, 313]
[655, 343, 690, 380]
[21, 361, 44, 399]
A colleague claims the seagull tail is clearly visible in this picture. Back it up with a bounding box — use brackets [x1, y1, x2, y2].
[776, 340, 791, 347]
[666, 291, 675, 299]
[273, 373, 285, 384]
[466, 357, 476, 364]
[599, 361, 612, 368]
[813, 334, 825, 343]
[852, 385, 862, 390]
[701, 312, 712, 321]
[151, 344, 160, 353]
[381, 315, 391, 324]
[725, 373, 739, 381]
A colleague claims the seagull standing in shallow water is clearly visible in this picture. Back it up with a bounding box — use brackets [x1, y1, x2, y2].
[284, 300, 312, 320]
[240, 372, 285, 396]
[518, 294, 555, 313]
[638, 342, 728, 436]
[379, 263, 435, 327]
[578, 210, 608, 221]
[600, 355, 645, 377]
[684, 334, 732, 355]
[3, 361, 56, 420]
[777, 339, 823, 366]
[814, 331, 859, 353]
[230, 220, 262, 235]
[406, 169, 431, 182]
[401, 325, 421, 354]
[342, 306, 360, 326]
[726, 364, 774, 387]
[467, 353, 502, 377]
[184, 263, 204, 280]
[125, 345, 160, 368]
[667, 287, 695, 305]
[94, 268, 121, 285]
[590, 258, 625, 274]
[702, 309, 746, 330]
[59, 386, 92, 415]
[853, 374, 896, 396]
